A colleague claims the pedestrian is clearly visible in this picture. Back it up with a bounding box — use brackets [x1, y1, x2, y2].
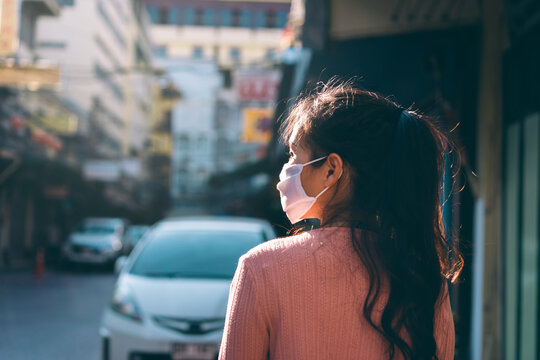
[218, 80, 462, 360]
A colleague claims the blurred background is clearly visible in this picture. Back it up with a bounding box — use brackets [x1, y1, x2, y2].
[0, 0, 539, 359]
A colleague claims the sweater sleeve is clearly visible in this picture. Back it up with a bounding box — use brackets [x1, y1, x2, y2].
[218, 255, 269, 360]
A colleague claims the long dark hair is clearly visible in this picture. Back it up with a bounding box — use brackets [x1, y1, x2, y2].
[280, 80, 463, 359]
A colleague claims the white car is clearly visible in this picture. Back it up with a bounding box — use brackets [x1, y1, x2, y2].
[100, 216, 276, 360]
[61, 218, 128, 267]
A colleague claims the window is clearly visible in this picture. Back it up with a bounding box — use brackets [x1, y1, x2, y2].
[184, 8, 195, 25]
[232, 9, 241, 27]
[240, 9, 251, 28]
[94, 63, 124, 101]
[230, 48, 240, 62]
[277, 10, 288, 28]
[196, 168, 208, 183]
[221, 8, 232, 27]
[158, 7, 168, 24]
[97, 1, 126, 48]
[153, 46, 167, 58]
[255, 10, 265, 28]
[193, 46, 203, 59]
[147, 5, 159, 24]
[95, 35, 122, 70]
[203, 9, 215, 26]
[503, 113, 540, 360]
[266, 48, 276, 59]
[38, 41, 66, 49]
[195, 9, 204, 26]
[265, 10, 276, 28]
[197, 135, 208, 150]
[168, 6, 180, 25]
[176, 134, 189, 151]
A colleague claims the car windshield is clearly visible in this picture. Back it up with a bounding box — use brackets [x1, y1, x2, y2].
[129, 228, 264, 279]
[80, 224, 117, 234]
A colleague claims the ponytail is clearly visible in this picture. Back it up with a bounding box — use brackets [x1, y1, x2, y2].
[280, 80, 463, 359]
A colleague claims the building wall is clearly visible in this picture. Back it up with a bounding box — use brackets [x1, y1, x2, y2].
[144, 0, 290, 66]
[36, 0, 153, 158]
[330, 0, 479, 40]
[146, 0, 289, 210]
[124, 1, 154, 155]
[154, 58, 221, 205]
[502, 24, 540, 360]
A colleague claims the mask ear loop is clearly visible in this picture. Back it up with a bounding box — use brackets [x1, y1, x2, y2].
[303, 155, 328, 167]
[314, 167, 344, 199]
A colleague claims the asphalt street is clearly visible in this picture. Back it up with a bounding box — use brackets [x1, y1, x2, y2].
[0, 268, 117, 360]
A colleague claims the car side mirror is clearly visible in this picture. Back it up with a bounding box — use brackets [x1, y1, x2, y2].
[114, 256, 128, 275]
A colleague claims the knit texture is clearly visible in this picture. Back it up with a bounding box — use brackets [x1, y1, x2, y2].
[219, 227, 455, 360]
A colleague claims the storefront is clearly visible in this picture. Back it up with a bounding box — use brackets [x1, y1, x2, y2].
[502, 21, 540, 360]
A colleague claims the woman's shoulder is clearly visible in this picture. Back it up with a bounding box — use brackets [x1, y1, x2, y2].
[240, 227, 353, 271]
[242, 231, 312, 264]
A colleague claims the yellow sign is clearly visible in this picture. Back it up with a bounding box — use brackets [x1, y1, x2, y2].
[0, 65, 60, 87]
[0, 0, 19, 56]
[150, 133, 172, 155]
[242, 108, 274, 144]
[39, 115, 79, 135]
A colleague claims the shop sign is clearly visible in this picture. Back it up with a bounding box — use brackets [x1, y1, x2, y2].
[150, 133, 172, 155]
[31, 127, 63, 151]
[235, 71, 280, 102]
[242, 107, 274, 144]
[39, 115, 78, 135]
[83, 160, 121, 182]
[0, 0, 19, 56]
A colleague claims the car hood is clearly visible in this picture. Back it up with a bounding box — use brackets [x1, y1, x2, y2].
[122, 274, 231, 319]
[70, 233, 117, 247]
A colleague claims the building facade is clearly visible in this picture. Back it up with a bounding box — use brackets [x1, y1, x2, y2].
[145, 0, 290, 67]
[36, 0, 154, 158]
[144, 0, 290, 213]
[155, 57, 222, 211]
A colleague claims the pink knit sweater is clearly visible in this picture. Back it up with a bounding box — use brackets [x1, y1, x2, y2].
[219, 227, 455, 360]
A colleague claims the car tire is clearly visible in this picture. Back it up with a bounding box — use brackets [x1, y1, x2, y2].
[101, 337, 110, 360]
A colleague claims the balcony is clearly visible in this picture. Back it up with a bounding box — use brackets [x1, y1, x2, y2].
[21, 0, 61, 17]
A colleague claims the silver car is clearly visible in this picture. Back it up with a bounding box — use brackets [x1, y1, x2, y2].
[100, 216, 276, 360]
[62, 218, 128, 267]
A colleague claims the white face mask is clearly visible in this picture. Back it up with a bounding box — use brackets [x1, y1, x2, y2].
[276, 156, 331, 224]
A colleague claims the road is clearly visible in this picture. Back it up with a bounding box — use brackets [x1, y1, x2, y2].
[0, 268, 117, 360]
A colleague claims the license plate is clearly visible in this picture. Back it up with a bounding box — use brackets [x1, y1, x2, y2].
[171, 343, 217, 360]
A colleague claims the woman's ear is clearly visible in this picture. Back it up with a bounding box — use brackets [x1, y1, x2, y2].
[324, 153, 343, 186]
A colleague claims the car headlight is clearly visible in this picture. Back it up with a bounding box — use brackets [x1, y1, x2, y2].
[101, 239, 122, 254]
[110, 285, 142, 322]
[111, 239, 122, 251]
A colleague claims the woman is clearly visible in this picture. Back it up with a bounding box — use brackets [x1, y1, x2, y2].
[219, 81, 462, 360]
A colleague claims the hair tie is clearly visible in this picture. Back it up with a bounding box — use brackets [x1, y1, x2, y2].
[397, 109, 410, 127]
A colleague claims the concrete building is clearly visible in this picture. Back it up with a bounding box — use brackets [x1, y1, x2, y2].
[144, 0, 290, 67]
[283, 0, 540, 359]
[36, 0, 154, 158]
[144, 0, 289, 212]
[154, 57, 221, 211]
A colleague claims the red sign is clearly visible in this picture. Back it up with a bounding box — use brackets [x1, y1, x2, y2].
[235, 72, 280, 102]
[31, 128, 63, 151]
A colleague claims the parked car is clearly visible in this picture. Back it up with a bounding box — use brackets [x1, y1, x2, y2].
[122, 225, 150, 254]
[100, 216, 276, 360]
[61, 218, 128, 268]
